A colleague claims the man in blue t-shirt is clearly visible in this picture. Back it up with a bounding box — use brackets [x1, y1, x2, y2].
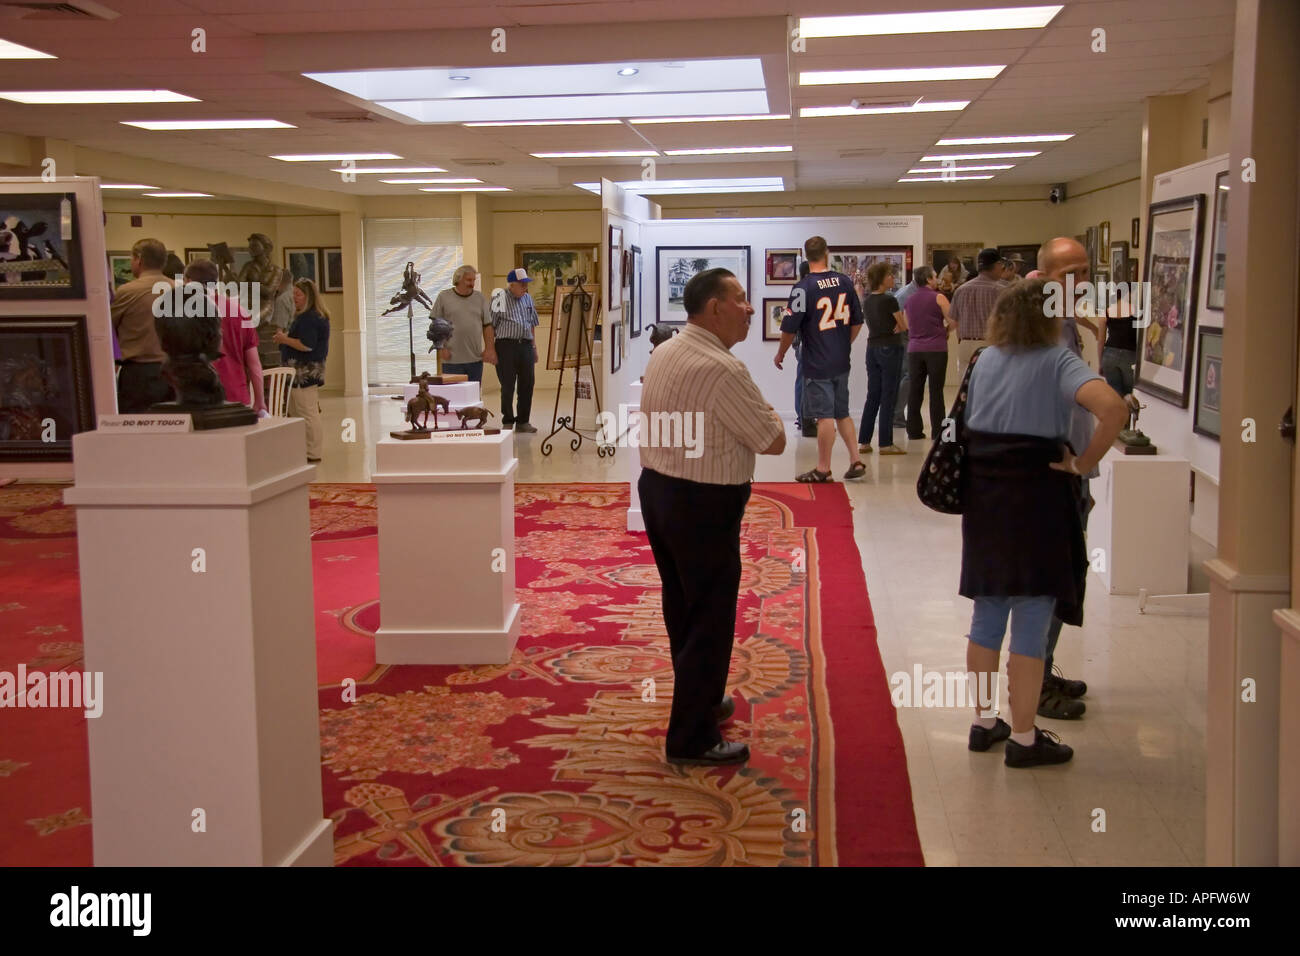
[774, 236, 866, 482]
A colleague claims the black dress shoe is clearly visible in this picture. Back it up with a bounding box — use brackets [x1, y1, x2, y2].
[713, 696, 736, 723]
[968, 717, 1011, 752]
[666, 741, 750, 766]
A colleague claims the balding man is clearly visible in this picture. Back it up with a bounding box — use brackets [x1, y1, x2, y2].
[1035, 237, 1099, 721]
[639, 268, 785, 766]
[111, 238, 173, 412]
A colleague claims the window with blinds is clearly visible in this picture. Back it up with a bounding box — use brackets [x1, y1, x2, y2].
[363, 218, 462, 387]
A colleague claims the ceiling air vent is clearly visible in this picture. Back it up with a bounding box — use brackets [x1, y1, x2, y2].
[451, 158, 504, 167]
[306, 111, 378, 124]
[848, 96, 922, 111]
[0, 1, 119, 19]
[839, 147, 886, 159]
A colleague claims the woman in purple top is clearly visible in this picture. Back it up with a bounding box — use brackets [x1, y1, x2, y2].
[904, 265, 954, 441]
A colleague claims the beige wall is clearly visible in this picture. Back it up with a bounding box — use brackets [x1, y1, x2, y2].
[1060, 161, 1142, 274]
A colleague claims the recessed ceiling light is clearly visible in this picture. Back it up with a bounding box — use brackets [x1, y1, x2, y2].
[907, 164, 1014, 172]
[418, 186, 510, 192]
[464, 119, 623, 127]
[574, 177, 785, 195]
[0, 39, 55, 59]
[935, 134, 1073, 145]
[663, 146, 793, 156]
[144, 192, 214, 198]
[531, 149, 658, 159]
[380, 178, 483, 184]
[99, 183, 159, 190]
[800, 66, 1005, 86]
[897, 175, 994, 183]
[271, 153, 402, 161]
[450, 75, 471, 81]
[630, 114, 790, 124]
[0, 89, 198, 104]
[802, 100, 968, 117]
[617, 68, 639, 77]
[328, 166, 447, 174]
[920, 151, 1041, 160]
[799, 6, 1062, 38]
[122, 119, 295, 130]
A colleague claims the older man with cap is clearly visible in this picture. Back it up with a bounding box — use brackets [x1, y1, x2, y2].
[492, 267, 541, 432]
[951, 247, 1006, 378]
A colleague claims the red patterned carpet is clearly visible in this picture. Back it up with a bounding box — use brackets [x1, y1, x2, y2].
[0, 481, 921, 867]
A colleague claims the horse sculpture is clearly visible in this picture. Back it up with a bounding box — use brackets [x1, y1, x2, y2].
[406, 372, 450, 431]
[456, 405, 494, 430]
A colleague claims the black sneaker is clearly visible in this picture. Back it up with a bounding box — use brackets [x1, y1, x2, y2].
[968, 718, 1011, 752]
[666, 741, 749, 766]
[1005, 727, 1074, 768]
[1045, 665, 1087, 698]
[1038, 686, 1086, 719]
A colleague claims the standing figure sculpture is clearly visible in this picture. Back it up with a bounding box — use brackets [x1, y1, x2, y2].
[237, 233, 294, 370]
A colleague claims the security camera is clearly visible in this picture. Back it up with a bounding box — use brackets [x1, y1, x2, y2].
[1048, 184, 1067, 204]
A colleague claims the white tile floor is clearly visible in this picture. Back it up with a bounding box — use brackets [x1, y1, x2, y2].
[313, 385, 1208, 866]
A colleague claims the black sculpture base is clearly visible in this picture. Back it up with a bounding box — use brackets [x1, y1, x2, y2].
[150, 401, 257, 431]
[390, 429, 432, 440]
[1116, 431, 1157, 455]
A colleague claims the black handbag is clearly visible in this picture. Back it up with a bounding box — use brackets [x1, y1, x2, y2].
[916, 347, 984, 514]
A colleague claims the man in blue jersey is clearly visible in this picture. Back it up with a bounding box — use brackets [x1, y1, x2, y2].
[774, 235, 867, 481]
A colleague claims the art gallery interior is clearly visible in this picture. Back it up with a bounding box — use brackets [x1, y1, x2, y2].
[0, 0, 1297, 877]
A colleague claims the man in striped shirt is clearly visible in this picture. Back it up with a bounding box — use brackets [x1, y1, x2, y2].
[491, 268, 541, 432]
[952, 248, 1006, 378]
[639, 268, 786, 766]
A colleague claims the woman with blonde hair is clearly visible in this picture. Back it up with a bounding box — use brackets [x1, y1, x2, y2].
[959, 278, 1127, 767]
[273, 277, 331, 462]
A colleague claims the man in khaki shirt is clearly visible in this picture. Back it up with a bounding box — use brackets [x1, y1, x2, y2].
[639, 268, 785, 767]
[111, 238, 172, 412]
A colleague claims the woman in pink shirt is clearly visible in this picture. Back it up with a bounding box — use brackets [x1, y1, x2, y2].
[184, 259, 267, 416]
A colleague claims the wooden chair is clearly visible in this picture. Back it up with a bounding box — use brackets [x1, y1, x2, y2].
[264, 367, 295, 417]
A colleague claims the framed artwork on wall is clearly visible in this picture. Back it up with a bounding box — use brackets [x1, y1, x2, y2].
[0, 192, 85, 299]
[629, 245, 643, 337]
[828, 245, 912, 294]
[107, 251, 133, 289]
[656, 245, 749, 324]
[1128, 257, 1139, 281]
[284, 247, 319, 285]
[1099, 220, 1110, 254]
[1193, 326, 1223, 440]
[765, 248, 800, 284]
[762, 297, 789, 342]
[321, 247, 344, 293]
[1207, 170, 1229, 311]
[1135, 193, 1205, 407]
[1131, 217, 1141, 249]
[1109, 240, 1130, 283]
[998, 243, 1040, 278]
[607, 225, 623, 314]
[547, 283, 598, 370]
[515, 244, 596, 311]
[927, 242, 982, 275]
[0, 315, 95, 462]
[1085, 226, 1098, 273]
[609, 318, 623, 374]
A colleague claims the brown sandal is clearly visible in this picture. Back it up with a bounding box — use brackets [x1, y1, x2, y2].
[796, 468, 833, 483]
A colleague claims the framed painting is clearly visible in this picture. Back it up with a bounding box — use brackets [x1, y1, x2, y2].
[1207, 170, 1229, 311]
[515, 244, 596, 312]
[547, 283, 598, 370]
[1135, 193, 1205, 407]
[609, 318, 622, 374]
[321, 247, 344, 293]
[607, 225, 623, 314]
[1109, 240, 1130, 283]
[762, 297, 789, 342]
[927, 242, 982, 275]
[1193, 326, 1223, 440]
[107, 251, 134, 289]
[1131, 217, 1140, 249]
[284, 247, 319, 284]
[1099, 220, 1110, 254]
[828, 245, 912, 296]
[656, 245, 749, 324]
[0, 315, 95, 462]
[1128, 258, 1139, 281]
[765, 248, 800, 285]
[998, 243, 1040, 279]
[187, 245, 252, 274]
[629, 245, 643, 337]
[0, 192, 85, 299]
[1085, 226, 1098, 273]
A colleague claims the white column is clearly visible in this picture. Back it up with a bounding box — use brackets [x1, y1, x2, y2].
[63, 420, 333, 866]
[372, 433, 521, 663]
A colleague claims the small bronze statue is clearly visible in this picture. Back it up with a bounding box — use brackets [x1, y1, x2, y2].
[648, 323, 678, 350]
[382, 261, 434, 316]
[1117, 392, 1157, 455]
[150, 284, 256, 430]
[425, 314, 454, 354]
[391, 372, 450, 439]
[456, 405, 494, 429]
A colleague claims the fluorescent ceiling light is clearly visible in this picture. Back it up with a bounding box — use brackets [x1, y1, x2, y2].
[272, 153, 401, 161]
[617, 68, 639, 77]
[631, 114, 789, 124]
[100, 183, 159, 189]
[897, 175, 994, 182]
[663, 146, 792, 156]
[532, 149, 657, 159]
[907, 164, 1014, 172]
[920, 151, 1040, 160]
[328, 166, 447, 174]
[0, 39, 55, 59]
[802, 100, 968, 117]
[380, 91, 769, 123]
[122, 119, 295, 130]
[418, 186, 511, 192]
[144, 192, 214, 197]
[380, 178, 482, 184]
[574, 177, 784, 195]
[936, 134, 1073, 145]
[464, 119, 622, 127]
[800, 66, 1004, 86]
[799, 6, 1062, 38]
[0, 89, 198, 104]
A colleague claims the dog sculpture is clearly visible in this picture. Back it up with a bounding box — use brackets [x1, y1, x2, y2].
[456, 405, 494, 429]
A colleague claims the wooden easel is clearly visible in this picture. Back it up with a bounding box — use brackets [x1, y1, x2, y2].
[542, 276, 613, 457]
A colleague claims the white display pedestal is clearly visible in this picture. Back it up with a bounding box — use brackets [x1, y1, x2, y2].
[63, 419, 333, 866]
[373, 433, 521, 664]
[1089, 446, 1191, 596]
[626, 380, 644, 532]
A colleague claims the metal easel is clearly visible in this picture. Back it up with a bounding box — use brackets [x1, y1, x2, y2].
[541, 275, 613, 457]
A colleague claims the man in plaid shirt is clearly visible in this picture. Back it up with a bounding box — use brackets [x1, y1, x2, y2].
[491, 267, 541, 432]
